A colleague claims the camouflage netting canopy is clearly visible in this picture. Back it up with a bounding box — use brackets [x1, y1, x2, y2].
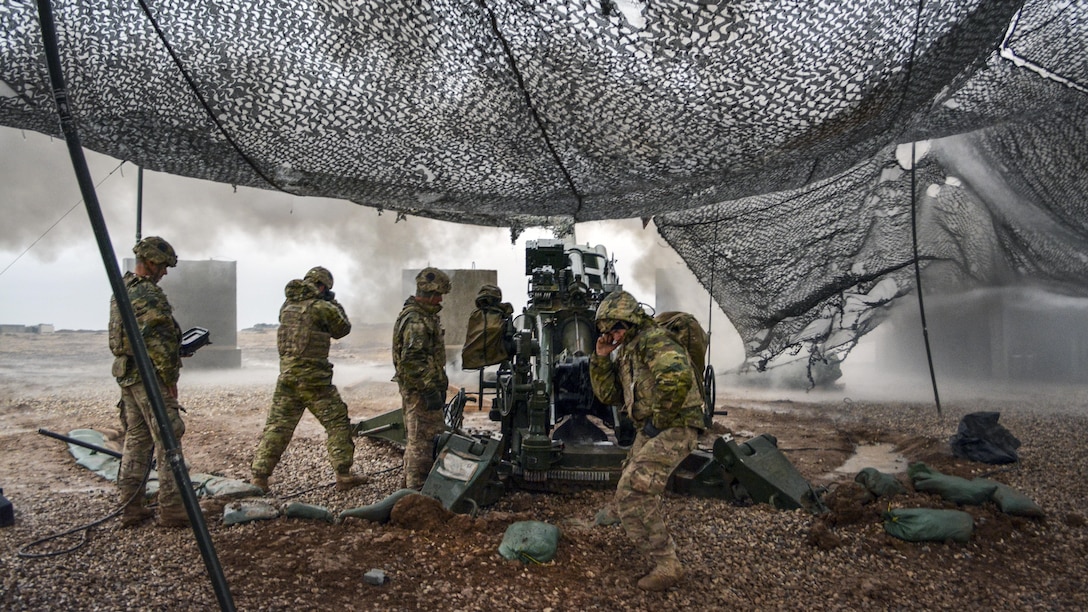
[1, 1, 1086, 371]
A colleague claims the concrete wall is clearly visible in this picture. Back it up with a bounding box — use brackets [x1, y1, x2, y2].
[877, 287, 1088, 383]
[128, 258, 242, 369]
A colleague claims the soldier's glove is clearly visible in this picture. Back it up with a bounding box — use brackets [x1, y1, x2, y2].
[422, 389, 445, 412]
[642, 420, 663, 439]
[323, 290, 336, 301]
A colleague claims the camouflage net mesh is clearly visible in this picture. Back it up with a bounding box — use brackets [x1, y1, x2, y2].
[1, 0, 1086, 371]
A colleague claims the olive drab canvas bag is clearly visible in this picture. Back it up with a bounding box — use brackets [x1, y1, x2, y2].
[462, 298, 515, 370]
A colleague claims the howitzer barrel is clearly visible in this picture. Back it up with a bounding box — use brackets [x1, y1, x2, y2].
[38, 428, 122, 459]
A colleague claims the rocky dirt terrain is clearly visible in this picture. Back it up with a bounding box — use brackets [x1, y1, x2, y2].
[1, 330, 1086, 610]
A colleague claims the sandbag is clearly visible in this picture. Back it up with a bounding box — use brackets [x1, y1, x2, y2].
[498, 520, 560, 564]
[194, 475, 266, 499]
[283, 502, 335, 522]
[908, 462, 997, 506]
[978, 479, 1046, 518]
[883, 508, 974, 543]
[855, 467, 907, 498]
[949, 412, 1020, 465]
[340, 489, 419, 523]
[223, 500, 280, 526]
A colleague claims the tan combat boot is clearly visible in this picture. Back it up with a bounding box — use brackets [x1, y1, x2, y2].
[251, 474, 269, 493]
[637, 554, 684, 592]
[120, 503, 153, 528]
[335, 472, 368, 491]
[594, 505, 621, 527]
[158, 505, 191, 528]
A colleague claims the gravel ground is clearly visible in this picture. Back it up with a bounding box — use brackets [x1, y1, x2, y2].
[1, 330, 1086, 610]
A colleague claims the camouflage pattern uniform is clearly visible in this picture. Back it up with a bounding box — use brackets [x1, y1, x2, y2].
[392, 267, 450, 488]
[109, 237, 187, 525]
[590, 291, 705, 590]
[252, 269, 356, 485]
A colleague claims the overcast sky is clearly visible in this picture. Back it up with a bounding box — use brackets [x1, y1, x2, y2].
[0, 127, 745, 365]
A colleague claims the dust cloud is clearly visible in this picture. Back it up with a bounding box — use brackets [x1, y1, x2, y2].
[1, 128, 735, 350]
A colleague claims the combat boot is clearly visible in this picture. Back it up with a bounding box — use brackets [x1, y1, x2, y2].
[637, 555, 684, 592]
[120, 503, 153, 528]
[158, 505, 191, 528]
[251, 474, 269, 493]
[593, 505, 621, 527]
[335, 472, 368, 491]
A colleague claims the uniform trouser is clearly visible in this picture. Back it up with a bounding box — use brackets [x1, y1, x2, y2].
[399, 387, 445, 488]
[614, 425, 699, 563]
[251, 374, 355, 478]
[117, 379, 187, 510]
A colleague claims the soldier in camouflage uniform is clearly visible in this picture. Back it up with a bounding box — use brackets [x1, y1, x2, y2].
[109, 236, 190, 528]
[392, 267, 451, 489]
[251, 266, 366, 492]
[589, 290, 706, 591]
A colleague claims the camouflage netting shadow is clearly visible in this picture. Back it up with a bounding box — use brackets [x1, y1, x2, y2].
[1, 1, 1085, 371]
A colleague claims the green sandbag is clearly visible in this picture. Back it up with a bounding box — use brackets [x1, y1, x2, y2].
[855, 467, 907, 498]
[977, 479, 1045, 518]
[283, 502, 335, 522]
[883, 508, 974, 543]
[223, 500, 280, 526]
[499, 520, 560, 564]
[339, 489, 418, 523]
[909, 463, 997, 505]
[906, 462, 934, 480]
[195, 475, 266, 499]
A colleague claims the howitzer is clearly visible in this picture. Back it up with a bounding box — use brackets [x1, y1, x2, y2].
[350, 389, 468, 446]
[356, 238, 826, 515]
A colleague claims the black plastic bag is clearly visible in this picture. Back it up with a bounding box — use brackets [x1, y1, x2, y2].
[948, 412, 1020, 464]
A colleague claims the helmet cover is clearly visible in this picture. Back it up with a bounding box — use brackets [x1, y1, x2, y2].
[416, 267, 451, 294]
[133, 236, 178, 267]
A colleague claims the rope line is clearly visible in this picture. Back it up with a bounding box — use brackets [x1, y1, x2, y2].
[0, 158, 127, 278]
[133, 0, 289, 193]
[477, 0, 585, 218]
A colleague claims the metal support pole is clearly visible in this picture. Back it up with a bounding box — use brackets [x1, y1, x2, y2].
[38, 428, 122, 459]
[34, 2, 235, 609]
[136, 165, 143, 242]
[910, 142, 942, 418]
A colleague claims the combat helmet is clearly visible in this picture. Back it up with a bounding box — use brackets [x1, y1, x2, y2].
[475, 283, 502, 308]
[304, 266, 334, 290]
[595, 290, 646, 330]
[133, 236, 177, 267]
[416, 267, 451, 295]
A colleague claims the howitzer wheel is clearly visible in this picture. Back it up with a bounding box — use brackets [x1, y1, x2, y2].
[703, 364, 716, 428]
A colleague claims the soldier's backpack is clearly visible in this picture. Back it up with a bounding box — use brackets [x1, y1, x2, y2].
[655, 311, 709, 391]
[462, 286, 516, 370]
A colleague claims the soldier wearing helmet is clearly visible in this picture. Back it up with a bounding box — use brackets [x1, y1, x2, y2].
[251, 266, 367, 492]
[392, 266, 452, 488]
[589, 290, 706, 592]
[108, 236, 191, 528]
[303, 266, 334, 293]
